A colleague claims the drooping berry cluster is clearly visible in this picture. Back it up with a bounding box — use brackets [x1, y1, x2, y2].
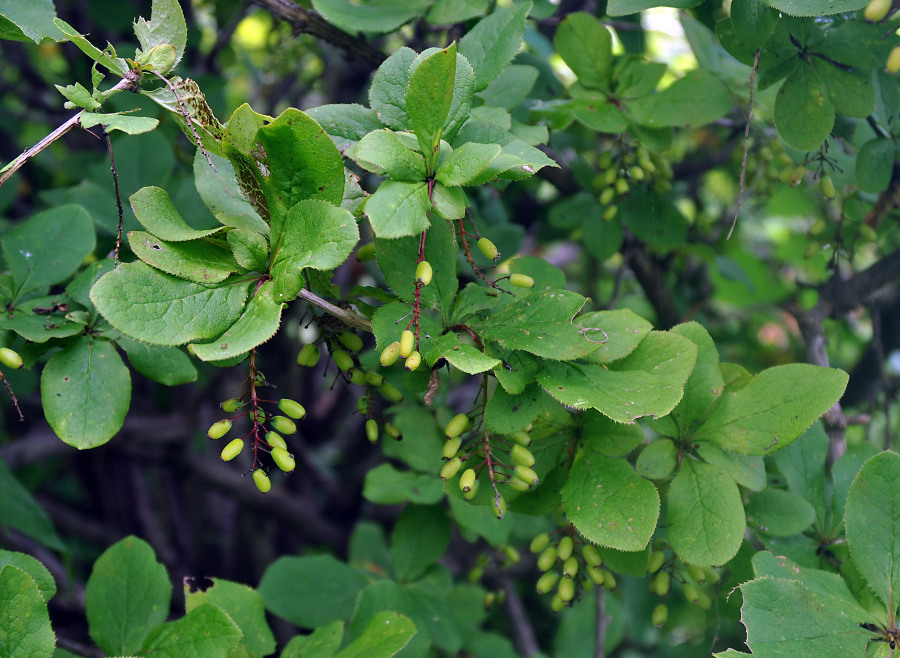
[530, 530, 617, 611]
[645, 541, 721, 627]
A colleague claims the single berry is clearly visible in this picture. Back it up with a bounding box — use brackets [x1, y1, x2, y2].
[599, 187, 616, 205]
[415, 260, 433, 286]
[207, 419, 232, 440]
[445, 414, 469, 438]
[648, 550, 665, 574]
[536, 545, 557, 572]
[652, 603, 668, 628]
[819, 174, 836, 199]
[463, 480, 479, 500]
[265, 431, 287, 450]
[654, 571, 670, 596]
[582, 544, 602, 567]
[384, 423, 402, 440]
[253, 469, 272, 493]
[399, 330, 415, 358]
[356, 242, 376, 261]
[337, 331, 364, 353]
[510, 430, 532, 446]
[557, 576, 575, 602]
[686, 563, 706, 584]
[278, 398, 306, 419]
[536, 570, 560, 595]
[270, 416, 297, 435]
[381, 381, 404, 403]
[442, 436, 462, 459]
[530, 533, 550, 553]
[477, 237, 500, 261]
[365, 371, 385, 387]
[404, 350, 421, 372]
[296, 343, 320, 367]
[221, 398, 242, 413]
[271, 447, 296, 472]
[220, 438, 244, 461]
[440, 456, 462, 481]
[331, 348, 354, 372]
[0, 347, 23, 370]
[562, 556, 579, 579]
[365, 418, 379, 443]
[349, 369, 367, 386]
[511, 444, 535, 468]
[889, 45, 900, 73]
[491, 494, 507, 519]
[866, 0, 892, 21]
[459, 468, 477, 492]
[557, 536, 573, 561]
[513, 465, 539, 486]
[509, 273, 535, 288]
[380, 342, 402, 367]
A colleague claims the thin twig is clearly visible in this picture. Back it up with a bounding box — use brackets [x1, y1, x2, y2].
[149, 70, 216, 171]
[727, 49, 760, 240]
[0, 75, 138, 189]
[104, 131, 124, 266]
[503, 576, 539, 656]
[297, 288, 372, 333]
[0, 369, 24, 421]
[595, 586, 608, 658]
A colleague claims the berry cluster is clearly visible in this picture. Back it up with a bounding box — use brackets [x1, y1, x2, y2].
[530, 530, 616, 611]
[379, 259, 434, 373]
[646, 542, 721, 628]
[593, 145, 673, 219]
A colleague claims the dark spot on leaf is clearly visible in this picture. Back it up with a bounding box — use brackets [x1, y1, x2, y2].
[63, 376, 69, 382]
[184, 575, 214, 593]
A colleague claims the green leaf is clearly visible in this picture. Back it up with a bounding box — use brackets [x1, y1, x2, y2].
[353, 129, 426, 181]
[563, 455, 659, 551]
[667, 459, 745, 566]
[856, 137, 895, 194]
[430, 182, 467, 220]
[615, 59, 667, 100]
[428, 0, 487, 24]
[0, 295, 83, 343]
[53, 18, 127, 75]
[423, 332, 500, 374]
[381, 407, 443, 474]
[774, 65, 834, 152]
[554, 12, 612, 92]
[845, 450, 900, 611]
[0, 458, 65, 551]
[772, 422, 828, 528]
[819, 20, 899, 68]
[391, 505, 451, 583]
[764, 0, 866, 16]
[307, 104, 385, 154]
[831, 442, 879, 524]
[0, 0, 59, 43]
[434, 143, 501, 187]
[365, 180, 431, 238]
[258, 555, 369, 629]
[130, 186, 223, 242]
[580, 409, 644, 457]
[311, 0, 428, 34]
[745, 488, 816, 537]
[617, 188, 688, 248]
[80, 112, 159, 134]
[470, 290, 602, 360]
[606, 0, 703, 16]
[739, 578, 870, 655]
[281, 621, 343, 658]
[184, 578, 275, 658]
[628, 69, 732, 128]
[0, 552, 54, 603]
[133, 0, 187, 71]
[254, 108, 345, 234]
[580, 309, 653, 364]
[484, 383, 548, 434]
[141, 604, 242, 657]
[40, 337, 130, 449]
[635, 439, 677, 480]
[693, 363, 848, 455]
[729, 0, 778, 50]
[570, 97, 628, 134]
[812, 60, 874, 119]
[194, 151, 268, 234]
[0, 566, 55, 658]
[334, 611, 416, 658]
[85, 536, 171, 656]
[369, 47, 418, 131]
[696, 444, 766, 492]
[1, 204, 95, 298]
[117, 336, 197, 386]
[91, 262, 249, 346]
[348, 581, 432, 657]
[56, 82, 100, 110]
[227, 229, 269, 271]
[127, 231, 239, 284]
[269, 199, 359, 303]
[608, 330, 698, 385]
[363, 464, 444, 505]
[407, 45, 457, 173]
[476, 64, 539, 110]
[669, 322, 724, 432]
[370, 303, 443, 357]
[459, 2, 531, 92]
[188, 282, 282, 362]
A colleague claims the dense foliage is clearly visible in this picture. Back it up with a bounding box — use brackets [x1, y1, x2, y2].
[0, 0, 898, 656]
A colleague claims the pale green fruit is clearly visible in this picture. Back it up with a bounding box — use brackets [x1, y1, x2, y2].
[253, 469, 271, 493]
[415, 260, 433, 286]
[536, 570, 560, 595]
[380, 341, 401, 367]
[557, 536, 573, 561]
[404, 350, 421, 372]
[459, 468, 477, 492]
[220, 398, 242, 413]
[337, 330, 363, 352]
[530, 533, 550, 554]
[477, 237, 500, 261]
[365, 419, 379, 443]
[270, 416, 297, 434]
[509, 273, 534, 288]
[0, 347, 23, 369]
[271, 447, 296, 472]
[440, 456, 462, 481]
[220, 438, 244, 461]
[278, 398, 306, 419]
[207, 419, 232, 440]
[265, 431, 287, 451]
[399, 330, 415, 358]
[445, 413, 469, 438]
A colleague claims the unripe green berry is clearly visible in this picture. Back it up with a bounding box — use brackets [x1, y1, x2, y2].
[615, 177, 629, 195]
[445, 414, 469, 438]
[365, 371, 385, 387]
[384, 423, 402, 440]
[550, 593, 566, 612]
[513, 465, 539, 486]
[603, 167, 617, 185]
[511, 444, 535, 468]
[502, 545, 520, 564]
[253, 469, 271, 493]
[536, 545, 558, 572]
[510, 431, 532, 446]
[509, 273, 535, 289]
[207, 419, 232, 440]
[381, 381, 404, 403]
[357, 397, 369, 414]
[704, 567, 721, 584]
[220, 438, 244, 461]
[477, 237, 500, 261]
[349, 369, 367, 385]
[265, 431, 287, 450]
[654, 570, 670, 596]
[558, 576, 575, 602]
[337, 331, 364, 352]
[440, 456, 462, 481]
[468, 566, 484, 583]
[652, 603, 668, 628]
[404, 350, 421, 372]
[270, 416, 297, 434]
[820, 174, 835, 199]
[365, 419, 379, 443]
[562, 556, 579, 579]
[491, 494, 507, 519]
[629, 165, 645, 181]
[789, 164, 806, 186]
[415, 260, 433, 286]
[683, 583, 700, 604]
[536, 570, 560, 595]
[380, 342, 401, 367]
[530, 533, 551, 554]
[557, 536, 573, 561]
[278, 398, 306, 419]
[648, 550, 666, 574]
[296, 343, 320, 367]
[0, 347, 23, 370]
[443, 436, 462, 459]
[603, 569, 617, 590]
[332, 348, 354, 372]
[602, 205, 618, 221]
[221, 398, 242, 413]
[686, 563, 706, 584]
[866, 0, 892, 21]
[271, 447, 296, 472]
[459, 468, 476, 492]
[599, 187, 616, 205]
[889, 45, 900, 73]
[582, 544, 602, 567]
[587, 565, 605, 586]
[399, 330, 415, 358]
[696, 589, 712, 610]
[463, 480, 479, 500]
[506, 478, 530, 492]
[356, 242, 376, 261]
